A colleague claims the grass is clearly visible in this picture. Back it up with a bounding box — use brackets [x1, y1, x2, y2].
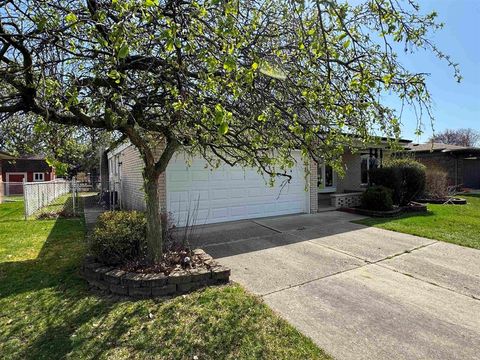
[32, 194, 80, 219]
[355, 194, 480, 250]
[0, 198, 329, 360]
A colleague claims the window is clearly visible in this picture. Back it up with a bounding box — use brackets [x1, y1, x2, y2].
[33, 172, 44, 182]
[361, 154, 380, 185]
[317, 162, 336, 192]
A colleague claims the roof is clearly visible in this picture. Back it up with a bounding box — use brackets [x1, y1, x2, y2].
[405, 142, 480, 157]
[0, 151, 15, 160]
[406, 142, 469, 152]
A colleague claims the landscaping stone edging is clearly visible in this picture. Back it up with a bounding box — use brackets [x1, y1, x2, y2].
[80, 249, 230, 299]
[416, 197, 467, 205]
[339, 202, 427, 218]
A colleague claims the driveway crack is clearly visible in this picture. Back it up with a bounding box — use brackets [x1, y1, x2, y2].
[251, 220, 283, 233]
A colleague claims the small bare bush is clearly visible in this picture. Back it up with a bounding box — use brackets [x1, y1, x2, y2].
[425, 167, 449, 199]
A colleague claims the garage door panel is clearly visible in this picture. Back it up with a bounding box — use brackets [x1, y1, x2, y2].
[230, 206, 248, 217]
[191, 171, 209, 181]
[167, 153, 309, 225]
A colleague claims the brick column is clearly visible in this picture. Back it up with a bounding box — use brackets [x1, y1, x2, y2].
[309, 159, 318, 213]
[152, 141, 168, 212]
[158, 171, 167, 212]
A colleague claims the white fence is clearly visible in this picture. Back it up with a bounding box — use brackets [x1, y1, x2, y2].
[23, 179, 75, 217]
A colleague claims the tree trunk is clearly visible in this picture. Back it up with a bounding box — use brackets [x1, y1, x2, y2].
[144, 167, 163, 264]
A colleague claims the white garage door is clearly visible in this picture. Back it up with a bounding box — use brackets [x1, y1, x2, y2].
[166, 152, 309, 226]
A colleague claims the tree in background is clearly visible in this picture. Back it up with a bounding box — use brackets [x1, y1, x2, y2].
[0, 114, 111, 177]
[430, 128, 480, 147]
[0, 0, 459, 263]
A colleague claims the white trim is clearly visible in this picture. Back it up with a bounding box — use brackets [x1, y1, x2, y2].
[107, 141, 131, 159]
[307, 161, 312, 214]
[5, 172, 28, 196]
[317, 162, 337, 193]
[33, 172, 45, 182]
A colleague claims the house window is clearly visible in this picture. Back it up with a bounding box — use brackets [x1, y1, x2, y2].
[33, 172, 44, 182]
[317, 162, 336, 192]
[361, 153, 380, 185]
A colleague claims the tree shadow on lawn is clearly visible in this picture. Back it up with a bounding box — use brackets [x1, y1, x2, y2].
[0, 215, 142, 359]
[0, 215, 289, 360]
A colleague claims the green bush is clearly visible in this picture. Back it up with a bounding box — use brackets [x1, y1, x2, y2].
[89, 211, 146, 265]
[370, 158, 426, 205]
[361, 186, 394, 211]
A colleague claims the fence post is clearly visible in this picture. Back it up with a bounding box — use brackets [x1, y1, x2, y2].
[72, 178, 76, 216]
[23, 179, 28, 220]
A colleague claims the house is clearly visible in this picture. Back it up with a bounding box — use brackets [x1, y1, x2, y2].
[405, 143, 480, 189]
[105, 138, 411, 226]
[0, 152, 55, 196]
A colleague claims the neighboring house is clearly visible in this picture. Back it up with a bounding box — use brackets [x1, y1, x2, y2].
[405, 143, 480, 189]
[0, 152, 55, 196]
[104, 138, 411, 226]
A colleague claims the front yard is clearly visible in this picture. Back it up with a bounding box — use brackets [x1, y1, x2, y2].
[356, 194, 480, 250]
[0, 198, 329, 360]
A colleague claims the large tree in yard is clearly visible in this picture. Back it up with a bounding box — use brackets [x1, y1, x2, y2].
[0, 0, 458, 262]
[430, 128, 480, 147]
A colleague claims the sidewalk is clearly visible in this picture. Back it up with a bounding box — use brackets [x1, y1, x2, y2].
[81, 193, 104, 232]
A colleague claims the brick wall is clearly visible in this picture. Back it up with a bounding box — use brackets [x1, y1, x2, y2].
[118, 145, 146, 211]
[336, 149, 364, 193]
[330, 193, 362, 208]
[412, 153, 463, 186]
[110, 142, 168, 212]
[309, 159, 318, 213]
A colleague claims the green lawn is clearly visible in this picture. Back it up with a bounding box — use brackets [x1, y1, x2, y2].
[0, 199, 329, 360]
[355, 194, 480, 250]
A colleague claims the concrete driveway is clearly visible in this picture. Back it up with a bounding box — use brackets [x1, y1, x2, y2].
[193, 211, 480, 360]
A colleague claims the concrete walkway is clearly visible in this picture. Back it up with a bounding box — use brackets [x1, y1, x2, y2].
[193, 211, 480, 360]
[81, 193, 104, 232]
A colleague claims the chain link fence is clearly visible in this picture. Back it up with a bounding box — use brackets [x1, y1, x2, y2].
[23, 178, 79, 218]
[1, 181, 27, 200]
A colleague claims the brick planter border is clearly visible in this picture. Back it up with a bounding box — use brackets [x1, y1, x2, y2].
[80, 249, 230, 299]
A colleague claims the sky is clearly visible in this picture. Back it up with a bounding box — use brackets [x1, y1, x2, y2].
[389, 0, 480, 143]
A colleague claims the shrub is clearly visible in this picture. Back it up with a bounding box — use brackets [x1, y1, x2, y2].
[370, 158, 426, 205]
[89, 211, 146, 265]
[425, 166, 449, 199]
[361, 186, 393, 211]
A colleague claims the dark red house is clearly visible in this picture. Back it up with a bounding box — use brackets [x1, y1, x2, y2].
[0, 151, 55, 196]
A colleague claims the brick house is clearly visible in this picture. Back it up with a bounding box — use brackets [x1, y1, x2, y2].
[405, 143, 480, 189]
[0, 152, 55, 197]
[105, 138, 411, 226]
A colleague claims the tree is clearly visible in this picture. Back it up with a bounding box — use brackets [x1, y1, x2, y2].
[0, 114, 111, 177]
[430, 128, 480, 147]
[0, 0, 458, 263]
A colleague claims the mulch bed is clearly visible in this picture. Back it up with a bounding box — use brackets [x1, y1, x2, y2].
[416, 197, 467, 205]
[339, 202, 427, 218]
[119, 248, 215, 276]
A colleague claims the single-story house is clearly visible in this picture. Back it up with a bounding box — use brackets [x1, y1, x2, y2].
[404, 143, 480, 189]
[0, 152, 55, 196]
[104, 138, 411, 226]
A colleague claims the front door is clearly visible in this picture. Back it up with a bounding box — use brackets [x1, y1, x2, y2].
[317, 162, 336, 193]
